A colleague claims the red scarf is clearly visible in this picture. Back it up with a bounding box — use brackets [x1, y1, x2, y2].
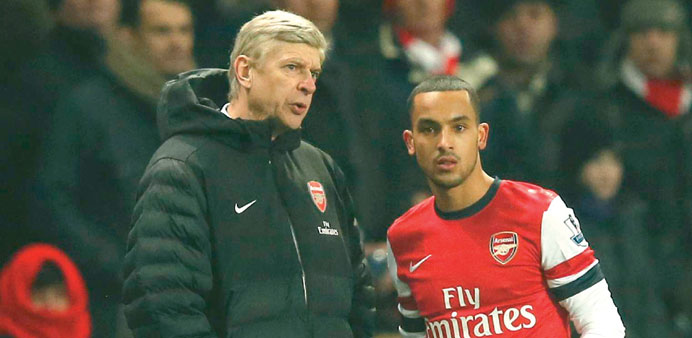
[646, 78, 685, 118]
[395, 27, 461, 75]
[621, 59, 691, 118]
[0, 244, 91, 338]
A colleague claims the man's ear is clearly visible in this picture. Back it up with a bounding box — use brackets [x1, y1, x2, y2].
[234, 55, 253, 89]
[403, 130, 415, 156]
[478, 122, 489, 150]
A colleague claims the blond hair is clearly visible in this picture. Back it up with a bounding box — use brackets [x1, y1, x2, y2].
[227, 10, 327, 101]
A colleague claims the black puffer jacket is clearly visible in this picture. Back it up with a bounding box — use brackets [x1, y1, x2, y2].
[122, 69, 375, 338]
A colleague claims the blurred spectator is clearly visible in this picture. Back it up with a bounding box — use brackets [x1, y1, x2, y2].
[476, 0, 583, 190]
[596, 0, 692, 334]
[0, 244, 90, 338]
[7, 0, 120, 266]
[560, 116, 676, 337]
[0, 0, 52, 266]
[19, 0, 120, 113]
[356, 0, 469, 243]
[33, 0, 196, 336]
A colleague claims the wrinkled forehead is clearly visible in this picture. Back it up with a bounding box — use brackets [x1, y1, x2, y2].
[255, 40, 325, 66]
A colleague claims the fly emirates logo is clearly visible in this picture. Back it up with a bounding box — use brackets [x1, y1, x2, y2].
[425, 286, 536, 338]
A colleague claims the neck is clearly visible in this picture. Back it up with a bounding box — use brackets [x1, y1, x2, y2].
[227, 97, 282, 140]
[432, 164, 495, 212]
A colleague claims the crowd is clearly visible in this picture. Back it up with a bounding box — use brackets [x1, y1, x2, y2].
[0, 0, 690, 337]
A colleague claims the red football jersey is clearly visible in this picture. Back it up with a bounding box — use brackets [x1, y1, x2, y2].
[387, 179, 602, 338]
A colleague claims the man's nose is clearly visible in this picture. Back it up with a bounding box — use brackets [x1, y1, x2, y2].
[437, 128, 453, 150]
[299, 75, 317, 95]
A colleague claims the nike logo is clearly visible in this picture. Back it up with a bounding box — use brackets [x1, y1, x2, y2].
[409, 254, 432, 273]
[234, 200, 257, 214]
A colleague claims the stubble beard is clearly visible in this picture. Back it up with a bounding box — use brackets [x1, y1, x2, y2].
[427, 154, 477, 190]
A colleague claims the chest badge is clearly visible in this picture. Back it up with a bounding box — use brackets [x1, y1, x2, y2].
[307, 181, 327, 213]
[490, 231, 519, 265]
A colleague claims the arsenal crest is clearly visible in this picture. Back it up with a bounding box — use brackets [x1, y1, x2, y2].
[489, 231, 519, 265]
[307, 181, 327, 213]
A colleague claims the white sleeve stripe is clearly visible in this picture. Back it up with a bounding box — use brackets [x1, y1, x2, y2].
[541, 196, 591, 270]
[398, 304, 421, 318]
[387, 240, 413, 297]
[547, 260, 599, 288]
[558, 279, 625, 337]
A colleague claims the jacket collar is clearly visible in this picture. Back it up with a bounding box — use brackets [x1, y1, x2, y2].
[158, 68, 302, 152]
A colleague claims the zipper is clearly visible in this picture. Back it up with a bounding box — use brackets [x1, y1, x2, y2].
[288, 218, 309, 307]
[268, 153, 309, 308]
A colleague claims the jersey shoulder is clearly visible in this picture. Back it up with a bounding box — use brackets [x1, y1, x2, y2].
[498, 179, 558, 212]
[387, 196, 435, 239]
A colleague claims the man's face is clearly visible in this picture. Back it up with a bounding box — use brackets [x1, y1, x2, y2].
[277, 0, 339, 34]
[133, 0, 195, 78]
[627, 28, 679, 79]
[397, 0, 447, 38]
[404, 90, 488, 190]
[247, 42, 322, 134]
[495, 2, 557, 66]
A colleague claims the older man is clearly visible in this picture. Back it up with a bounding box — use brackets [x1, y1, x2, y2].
[121, 10, 374, 338]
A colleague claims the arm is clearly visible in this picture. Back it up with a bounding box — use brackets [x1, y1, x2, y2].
[121, 158, 217, 338]
[386, 240, 426, 338]
[541, 196, 625, 337]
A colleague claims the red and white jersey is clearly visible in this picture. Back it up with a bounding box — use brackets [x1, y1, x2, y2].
[387, 179, 624, 338]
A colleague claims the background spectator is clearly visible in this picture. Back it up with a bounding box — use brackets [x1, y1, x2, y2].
[33, 0, 196, 336]
[596, 1, 692, 333]
[356, 0, 466, 243]
[476, 0, 585, 191]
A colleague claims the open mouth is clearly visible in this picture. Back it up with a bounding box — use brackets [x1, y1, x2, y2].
[290, 103, 308, 114]
[436, 156, 458, 170]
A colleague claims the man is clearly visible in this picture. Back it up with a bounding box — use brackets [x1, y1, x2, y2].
[3, 0, 119, 267]
[386, 75, 625, 338]
[121, 10, 374, 338]
[596, 0, 692, 333]
[35, 0, 195, 336]
[475, 0, 583, 191]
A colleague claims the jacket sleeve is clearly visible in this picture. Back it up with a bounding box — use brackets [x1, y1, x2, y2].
[334, 163, 376, 338]
[121, 158, 217, 338]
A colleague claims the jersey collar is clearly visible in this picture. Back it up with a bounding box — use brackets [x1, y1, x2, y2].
[434, 177, 501, 220]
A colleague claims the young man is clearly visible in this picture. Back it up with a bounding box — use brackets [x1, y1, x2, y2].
[121, 10, 374, 338]
[386, 75, 625, 338]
